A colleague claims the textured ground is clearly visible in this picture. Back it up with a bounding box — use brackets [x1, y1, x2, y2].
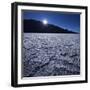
[22, 33, 80, 77]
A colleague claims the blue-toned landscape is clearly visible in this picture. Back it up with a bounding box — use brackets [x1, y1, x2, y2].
[22, 10, 80, 77]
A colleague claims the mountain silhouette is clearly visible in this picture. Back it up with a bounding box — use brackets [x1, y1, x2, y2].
[23, 19, 77, 33]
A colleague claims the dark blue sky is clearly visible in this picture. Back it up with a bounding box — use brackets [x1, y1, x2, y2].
[22, 10, 80, 32]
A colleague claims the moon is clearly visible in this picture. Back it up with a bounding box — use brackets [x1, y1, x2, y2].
[42, 19, 48, 25]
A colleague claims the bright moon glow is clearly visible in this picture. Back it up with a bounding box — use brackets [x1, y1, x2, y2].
[43, 19, 48, 25]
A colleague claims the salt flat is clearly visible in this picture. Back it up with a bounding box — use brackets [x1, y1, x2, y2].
[22, 33, 80, 77]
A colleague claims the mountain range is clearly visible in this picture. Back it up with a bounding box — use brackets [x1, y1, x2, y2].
[23, 19, 77, 33]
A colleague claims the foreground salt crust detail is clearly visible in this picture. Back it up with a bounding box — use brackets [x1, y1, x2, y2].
[22, 33, 80, 77]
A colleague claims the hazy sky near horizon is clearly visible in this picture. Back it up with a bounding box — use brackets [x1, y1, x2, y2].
[22, 10, 80, 32]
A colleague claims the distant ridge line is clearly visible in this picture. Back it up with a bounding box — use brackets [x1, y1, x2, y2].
[23, 19, 78, 34]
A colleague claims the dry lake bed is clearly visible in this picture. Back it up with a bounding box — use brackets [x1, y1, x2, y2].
[22, 33, 80, 77]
